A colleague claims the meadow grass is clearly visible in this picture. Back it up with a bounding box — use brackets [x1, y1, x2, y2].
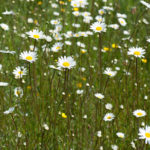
[0, 0, 150, 149]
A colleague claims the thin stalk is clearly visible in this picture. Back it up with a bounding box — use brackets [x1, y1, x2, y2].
[98, 33, 103, 91]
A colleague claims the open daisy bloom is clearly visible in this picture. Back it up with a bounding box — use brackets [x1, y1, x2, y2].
[103, 113, 115, 121]
[14, 87, 23, 98]
[57, 56, 76, 69]
[94, 93, 104, 99]
[118, 18, 127, 26]
[104, 67, 117, 77]
[13, 66, 27, 79]
[139, 126, 150, 144]
[116, 132, 125, 138]
[90, 22, 106, 33]
[128, 47, 145, 58]
[20, 51, 37, 63]
[133, 109, 146, 118]
[51, 42, 63, 52]
[26, 29, 44, 40]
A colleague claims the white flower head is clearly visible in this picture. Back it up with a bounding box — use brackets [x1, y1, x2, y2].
[118, 18, 127, 26]
[4, 107, 14, 114]
[20, 51, 37, 63]
[0, 82, 9, 86]
[139, 125, 150, 144]
[116, 132, 125, 138]
[133, 109, 146, 118]
[90, 22, 106, 33]
[57, 56, 76, 69]
[95, 93, 104, 99]
[13, 66, 27, 79]
[14, 87, 23, 98]
[103, 113, 115, 121]
[105, 103, 113, 110]
[51, 42, 63, 52]
[128, 47, 145, 58]
[0, 23, 9, 30]
[140, 1, 150, 9]
[26, 29, 44, 40]
[104, 67, 117, 77]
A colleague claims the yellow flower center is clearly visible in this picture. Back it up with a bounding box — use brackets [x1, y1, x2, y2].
[119, 135, 124, 138]
[100, 11, 104, 15]
[63, 62, 70, 67]
[107, 116, 111, 119]
[56, 46, 60, 50]
[26, 56, 33, 61]
[120, 21, 124, 24]
[134, 51, 141, 56]
[18, 71, 23, 75]
[16, 91, 21, 95]
[137, 112, 143, 116]
[145, 132, 150, 138]
[96, 26, 102, 31]
[33, 34, 40, 39]
[97, 96, 102, 99]
[74, 7, 79, 11]
[108, 73, 112, 76]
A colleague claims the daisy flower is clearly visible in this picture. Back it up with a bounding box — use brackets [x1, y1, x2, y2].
[103, 113, 115, 121]
[95, 16, 105, 23]
[98, 9, 105, 15]
[108, 24, 119, 30]
[140, 1, 150, 9]
[2, 10, 14, 15]
[0, 82, 8, 86]
[57, 56, 76, 69]
[128, 47, 145, 58]
[116, 132, 125, 138]
[147, 39, 150, 43]
[26, 29, 44, 40]
[97, 131, 102, 137]
[13, 66, 27, 79]
[4, 107, 14, 114]
[104, 67, 117, 77]
[14, 87, 23, 98]
[90, 22, 106, 33]
[0, 23, 9, 30]
[94, 93, 104, 99]
[139, 126, 150, 144]
[20, 51, 37, 63]
[118, 18, 127, 26]
[51, 42, 63, 52]
[133, 109, 146, 118]
[105, 103, 113, 110]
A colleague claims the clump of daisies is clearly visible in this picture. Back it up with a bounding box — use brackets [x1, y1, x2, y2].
[57, 56, 76, 69]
